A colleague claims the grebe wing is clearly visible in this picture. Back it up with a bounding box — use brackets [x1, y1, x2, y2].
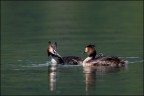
[88, 56, 127, 66]
[62, 56, 83, 65]
[87, 56, 119, 64]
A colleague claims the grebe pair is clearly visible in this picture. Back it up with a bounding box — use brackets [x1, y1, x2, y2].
[47, 42, 128, 67]
[47, 41, 83, 65]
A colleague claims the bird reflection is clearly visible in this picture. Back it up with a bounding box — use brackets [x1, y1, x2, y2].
[83, 67, 96, 95]
[83, 65, 128, 95]
[48, 64, 57, 92]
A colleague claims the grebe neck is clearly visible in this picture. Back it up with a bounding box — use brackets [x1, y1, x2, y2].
[89, 50, 97, 59]
[83, 57, 93, 64]
[83, 50, 97, 65]
[50, 53, 64, 64]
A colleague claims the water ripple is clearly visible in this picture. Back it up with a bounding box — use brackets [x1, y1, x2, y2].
[21, 61, 51, 68]
[129, 60, 144, 64]
[17, 56, 143, 69]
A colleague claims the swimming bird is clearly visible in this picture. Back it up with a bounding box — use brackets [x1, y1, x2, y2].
[47, 41, 83, 65]
[83, 44, 128, 67]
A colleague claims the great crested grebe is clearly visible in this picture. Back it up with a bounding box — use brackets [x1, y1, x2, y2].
[83, 44, 128, 67]
[47, 41, 83, 65]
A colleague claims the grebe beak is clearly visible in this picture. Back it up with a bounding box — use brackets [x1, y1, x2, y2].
[52, 49, 62, 58]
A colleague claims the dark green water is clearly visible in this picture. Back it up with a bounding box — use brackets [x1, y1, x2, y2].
[1, 1, 143, 95]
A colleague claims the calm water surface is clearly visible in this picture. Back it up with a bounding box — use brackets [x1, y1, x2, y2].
[1, 1, 143, 95]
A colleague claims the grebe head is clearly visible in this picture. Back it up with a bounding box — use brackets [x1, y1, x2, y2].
[47, 41, 61, 57]
[83, 44, 97, 58]
[47, 41, 64, 64]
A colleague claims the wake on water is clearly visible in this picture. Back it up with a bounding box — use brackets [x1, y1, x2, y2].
[15, 56, 143, 69]
[119, 56, 143, 64]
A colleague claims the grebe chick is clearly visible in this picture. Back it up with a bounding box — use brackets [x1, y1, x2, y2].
[47, 41, 83, 65]
[83, 44, 128, 67]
